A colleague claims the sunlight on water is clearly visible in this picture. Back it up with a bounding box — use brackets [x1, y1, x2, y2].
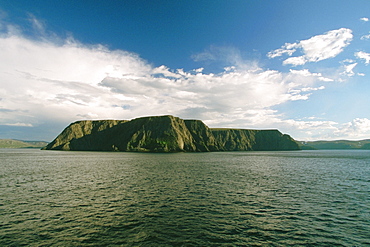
[1, 149, 369, 246]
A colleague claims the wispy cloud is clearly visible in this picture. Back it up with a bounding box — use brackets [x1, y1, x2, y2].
[360, 32, 370, 40]
[191, 45, 260, 71]
[289, 69, 333, 81]
[28, 13, 47, 37]
[268, 28, 353, 66]
[267, 43, 299, 59]
[341, 63, 357, 77]
[4, 122, 33, 127]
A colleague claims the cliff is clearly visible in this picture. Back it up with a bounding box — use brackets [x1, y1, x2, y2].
[212, 128, 299, 151]
[43, 115, 300, 152]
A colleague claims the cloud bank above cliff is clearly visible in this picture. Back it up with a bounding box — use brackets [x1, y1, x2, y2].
[1, 5, 370, 141]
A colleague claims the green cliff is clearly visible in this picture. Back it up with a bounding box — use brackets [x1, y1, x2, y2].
[212, 128, 299, 151]
[44, 115, 300, 152]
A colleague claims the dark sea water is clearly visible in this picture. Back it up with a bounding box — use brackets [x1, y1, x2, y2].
[0, 149, 369, 246]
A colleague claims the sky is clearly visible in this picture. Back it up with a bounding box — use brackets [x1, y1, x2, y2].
[1, 0, 370, 142]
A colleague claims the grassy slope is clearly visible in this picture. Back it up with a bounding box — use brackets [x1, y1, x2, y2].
[0, 139, 48, 148]
[298, 139, 370, 150]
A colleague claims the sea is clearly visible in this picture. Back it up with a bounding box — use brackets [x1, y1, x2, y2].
[0, 149, 369, 246]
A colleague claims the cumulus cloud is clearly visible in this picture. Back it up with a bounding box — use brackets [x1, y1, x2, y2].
[0, 28, 151, 128]
[335, 118, 370, 139]
[355, 51, 370, 64]
[99, 67, 305, 124]
[1, 16, 366, 141]
[360, 17, 369, 22]
[0, 22, 335, 140]
[343, 118, 370, 132]
[283, 56, 306, 66]
[275, 117, 370, 141]
[268, 28, 353, 66]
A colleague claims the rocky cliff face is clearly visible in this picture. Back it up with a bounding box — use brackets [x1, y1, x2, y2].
[44, 115, 300, 152]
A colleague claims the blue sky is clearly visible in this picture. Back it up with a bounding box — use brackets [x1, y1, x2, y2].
[1, 0, 370, 141]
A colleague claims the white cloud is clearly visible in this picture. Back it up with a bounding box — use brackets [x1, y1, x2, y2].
[301, 86, 325, 92]
[4, 122, 33, 127]
[267, 42, 299, 58]
[360, 32, 370, 40]
[289, 69, 334, 83]
[355, 51, 370, 64]
[99, 68, 297, 120]
[194, 67, 204, 73]
[289, 69, 333, 81]
[275, 117, 370, 141]
[0, 24, 335, 140]
[335, 118, 370, 139]
[360, 17, 369, 22]
[283, 56, 306, 66]
[1, 16, 366, 141]
[341, 63, 357, 77]
[152, 65, 182, 78]
[0, 30, 152, 127]
[269, 28, 353, 66]
[345, 118, 370, 132]
[342, 59, 355, 63]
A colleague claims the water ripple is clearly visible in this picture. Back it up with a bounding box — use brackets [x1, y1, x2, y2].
[0, 149, 369, 246]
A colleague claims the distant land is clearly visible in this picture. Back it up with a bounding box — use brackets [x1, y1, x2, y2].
[298, 140, 370, 150]
[4, 116, 370, 151]
[43, 115, 300, 152]
[0, 139, 48, 149]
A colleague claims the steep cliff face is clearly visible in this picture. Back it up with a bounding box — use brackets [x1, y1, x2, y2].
[113, 115, 197, 152]
[184, 120, 218, 151]
[212, 129, 299, 151]
[44, 120, 128, 151]
[211, 129, 256, 151]
[44, 115, 300, 152]
[252, 130, 300, 151]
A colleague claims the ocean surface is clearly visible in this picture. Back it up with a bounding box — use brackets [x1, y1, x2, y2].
[0, 149, 369, 246]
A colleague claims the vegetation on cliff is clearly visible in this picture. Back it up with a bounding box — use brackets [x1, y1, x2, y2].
[43, 115, 300, 152]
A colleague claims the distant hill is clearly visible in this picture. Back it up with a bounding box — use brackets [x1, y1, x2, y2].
[298, 139, 370, 150]
[0, 139, 48, 149]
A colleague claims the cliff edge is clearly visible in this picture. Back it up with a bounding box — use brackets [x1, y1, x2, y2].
[43, 115, 300, 152]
